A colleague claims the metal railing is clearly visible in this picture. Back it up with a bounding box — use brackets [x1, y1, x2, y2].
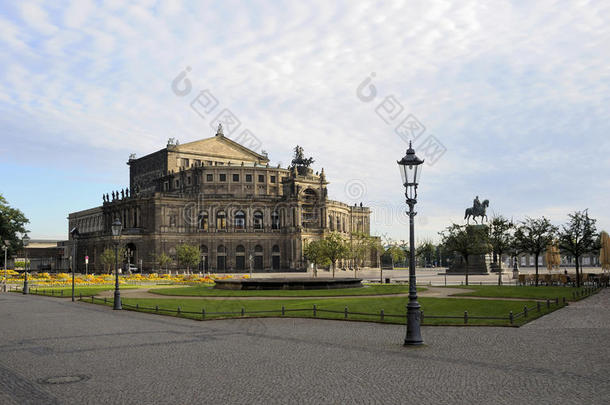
[10, 284, 604, 326]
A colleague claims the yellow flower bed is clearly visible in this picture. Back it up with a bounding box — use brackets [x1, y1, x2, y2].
[2, 272, 247, 286]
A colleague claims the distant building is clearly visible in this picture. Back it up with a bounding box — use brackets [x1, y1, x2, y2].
[67, 126, 375, 273]
[16, 240, 64, 272]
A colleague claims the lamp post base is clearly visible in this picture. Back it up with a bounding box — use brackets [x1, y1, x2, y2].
[113, 289, 122, 310]
[404, 303, 423, 346]
[22, 281, 28, 295]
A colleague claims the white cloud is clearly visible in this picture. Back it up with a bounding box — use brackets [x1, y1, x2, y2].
[1, 0, 609, 238]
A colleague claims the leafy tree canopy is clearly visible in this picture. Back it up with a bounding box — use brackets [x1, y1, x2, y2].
[0, 194, 30, 257]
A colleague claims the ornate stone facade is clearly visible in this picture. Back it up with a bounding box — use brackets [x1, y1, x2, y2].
[68, 128, 375, 273]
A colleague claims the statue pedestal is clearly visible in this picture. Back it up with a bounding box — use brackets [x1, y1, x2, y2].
[446, 253, 491, 274]
[489, 262, 503, 273]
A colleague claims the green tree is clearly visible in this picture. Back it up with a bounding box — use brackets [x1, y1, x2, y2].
[514, 217, 557, 286]
[303, 240, 330, 277]
[381, 236, 406, 283]
[0, 194, 29, 257]
[416, 239, 435, 267]
[100, 247, 126, 274]
[557, 210, 598, 287]
[349, 232, 376, 278]
[320, 232, 349, 278]
[175, 243, 200, 273]
[488, 215, 515, 285]
[156, 252, 173, 273]
[440, 224, 491, 286]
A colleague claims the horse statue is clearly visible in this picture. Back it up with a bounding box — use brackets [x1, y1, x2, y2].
[464, 197, 489, 224]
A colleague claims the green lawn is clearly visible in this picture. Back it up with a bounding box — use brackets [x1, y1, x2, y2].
[92, 295, 562, 326]
[150, 284, 424, 297]
[448, 285, 592, 301]
[21, 285, 139, 297]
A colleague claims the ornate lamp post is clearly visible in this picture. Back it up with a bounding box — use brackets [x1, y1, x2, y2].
[70, 227, 80, 302]
[111, 218, 122, 310]
[22, 234, 30, 294]
[397, 142, 424, 346]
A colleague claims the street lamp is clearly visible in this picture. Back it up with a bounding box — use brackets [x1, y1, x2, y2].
[397, 141, 424, 346]
[248, 251, 253, 278]
[22, 234, 30, 294]
[70, 227, 80, 302]
[111, 218, 122, 310]
[2, 241, 8, 292]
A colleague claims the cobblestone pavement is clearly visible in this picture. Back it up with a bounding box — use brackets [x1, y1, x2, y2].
[0, 290, 608, 404]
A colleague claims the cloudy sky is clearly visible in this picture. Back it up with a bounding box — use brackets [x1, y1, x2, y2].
[1, 0, 609, 242]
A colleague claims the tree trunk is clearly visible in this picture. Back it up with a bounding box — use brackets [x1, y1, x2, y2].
[535, 253, 539, 286]
[332, 261, 335, 279]
[575, 255, 581, 287]
[498, 251, 502, 286]
[465, 255, 469, 286]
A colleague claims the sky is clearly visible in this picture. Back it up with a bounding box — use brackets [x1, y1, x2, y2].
[1, 0, 609, 242]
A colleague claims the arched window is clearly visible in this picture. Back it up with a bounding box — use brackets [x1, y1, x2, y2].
[271, 244, 280, 270]
[198, 211, 209, 230]
[200, 245, 208, 271]
[254, 244, 263, 270]
[235, 245, 246, 271]
[217, 245, 226, 271]
[271, 211, 280, 230]
[234, 210, 245, 229]
[253, 210, 264, 230]
[336, 217, 341, 232]
[216, 211, 226, 230]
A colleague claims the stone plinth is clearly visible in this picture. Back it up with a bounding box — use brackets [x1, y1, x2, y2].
[446, 253, 492, 275]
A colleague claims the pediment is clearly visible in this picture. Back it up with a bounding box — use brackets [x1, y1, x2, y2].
[175, 135, 268, 163]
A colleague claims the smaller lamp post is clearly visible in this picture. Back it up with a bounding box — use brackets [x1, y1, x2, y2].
[397, 141, 424, 346]
[70, 227, 80, 302]
[111, 218, 122, 310]
[22, 234, 30, 294]
[248, 252, 253, 278]
[2, 241, 8, 292]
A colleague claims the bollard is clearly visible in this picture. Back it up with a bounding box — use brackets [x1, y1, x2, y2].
[420, 310, 424, 325]
[104, 297, 107, 304]
[344, 307, 348, 319]
[241, 307, 245, 316]
[91, 296, 94, 303]
[562, 297, 566, 305]
[546, 299, 550, 309]
[380, 309, 384, 321]
[313, 304, 317, 317]
[61, 290, 63, 296]
[156, 305, 159, 312]
[177, 306, 181, 315]
[281, 306, 285, 316]
[524, 306, 528, 318]
[555, 297, 558, 305]
[201, 308, 205, 320]
[464, 311, 468, 324]
[537, 302, 541, 312]
[509, 311, 514, 325]
[136, 303, 139, 310]
[572, 291, 576, 299]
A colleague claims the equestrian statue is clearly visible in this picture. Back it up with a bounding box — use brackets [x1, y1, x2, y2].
[464, 196, 489, 224]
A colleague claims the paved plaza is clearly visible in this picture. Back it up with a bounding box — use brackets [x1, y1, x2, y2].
[0, 290, 609, 404]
